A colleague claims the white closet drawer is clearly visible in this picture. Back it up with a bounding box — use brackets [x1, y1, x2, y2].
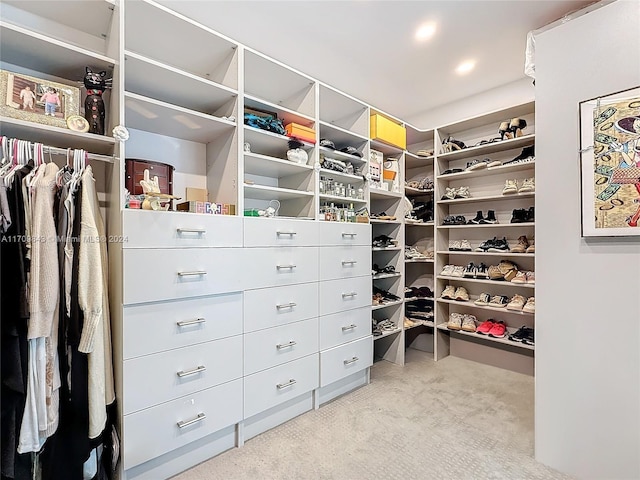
[123, 336, 242, 414]
[319, 246, 371, 281]
[319, 307, 370, 351]
[123, 379, 242, 470]
[123, 210, 242, 248]
[244, 217, 318, 247]
[319, 276, 372, 316]
[242, 247, 319, 290]
[243, 318, 318, 375]
[318, 222, 371, 246]
[244, 354, 318, 418]
[123, 293, 242, 359]
[123, 248, 243, 304]
[320, 337, 373, 387]
[244, 283, 318, 333]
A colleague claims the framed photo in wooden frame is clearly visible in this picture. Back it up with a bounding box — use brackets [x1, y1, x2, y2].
[580, 86, 640, 237]
[0, 70, 80, 129]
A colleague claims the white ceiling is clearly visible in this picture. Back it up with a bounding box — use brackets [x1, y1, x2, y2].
[158, 0, 593, 123]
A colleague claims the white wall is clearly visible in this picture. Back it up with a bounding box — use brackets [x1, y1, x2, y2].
[535, 1, 640, 478]
[406, 77, 534, 130]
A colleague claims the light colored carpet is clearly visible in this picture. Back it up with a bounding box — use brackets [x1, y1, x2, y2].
[173, 349, 570, 480]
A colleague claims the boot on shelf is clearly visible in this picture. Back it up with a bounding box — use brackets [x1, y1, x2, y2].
[484, 210, 498, 224]
[468, 210, 485, 225]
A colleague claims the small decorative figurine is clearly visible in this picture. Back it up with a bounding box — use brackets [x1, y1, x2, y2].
[83, 67, 111, 135]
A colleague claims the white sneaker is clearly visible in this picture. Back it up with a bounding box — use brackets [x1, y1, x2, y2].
[459, 239, 472, 251]
[456, 186, 471, 199]
[451, 266, 465, 277]
[519, 178, 535, 193]
[449, 240, 462, 251]
[502, 179, 518, 195]
[523, 297, 535, 313]
[441, 264, 455, 276]
[441, 285, 456, 299]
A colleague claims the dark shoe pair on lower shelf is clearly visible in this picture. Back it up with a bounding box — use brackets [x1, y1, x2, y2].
[475, 237, 509, 252]
[468, 210, 498, 225]
[511, 207, 534, 223]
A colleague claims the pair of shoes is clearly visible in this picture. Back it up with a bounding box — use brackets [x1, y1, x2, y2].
[405, 246, 428, 260]
[405, 286, 433, 298]
[448, 239, 471, 251]
[508, 325, 534, 344]
[372, 211, 396, 221]
[486, 260, 518, 281]
[477, 319, 507, 337]
[511, 207, 534, 223]
[372, 318, 397, 335]
[443, 215, 467, 225]
[441, 136, 466, 153]
[510, 236, 535, 253]
[441, 285, 469, 301]
[373, 264, 396, 274]
[373, 235, 394, 248]
[416, 149, 433, 157]
[474, 294, 509, 308]
[374, 286, 400, 301]
[502, 178, 535, 194]
[511, 271, 535, 284]
[468, 210, 498, 224]
[466, 158, 502, 170]
[498, 118, 527, 141]
[441, 168, 464, 175]
[463, 262, 488, 279]
[447, 312, 477, 332]
[507, 295, 535, 312]
[475, 237, 509, 252]
[441, 186, 470, 200]
[441, 265, 464, 277]
[504, 145, 535, 165]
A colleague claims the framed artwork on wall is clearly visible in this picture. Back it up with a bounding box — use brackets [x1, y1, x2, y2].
[579, 86, 640, 237]
[0, 70, 80, 130]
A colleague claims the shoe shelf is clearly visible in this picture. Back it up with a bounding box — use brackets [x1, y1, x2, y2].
[437, 251, 534, 258]
[437, 298, 534, 317]
[372, 272, 402, 280]
[319, 146, 367, 166]
[245, 93, 315, 127]
[372, 299, 404, 311]
[124, 92, 236, 143]
[436, 324, 534, 351]
[437, 161, 535, 181]
[405, 259, 434, 263]
[405, 152, 434, 169]
[245, 126, 314, 157]
[405, 297, 434, 303]
[372, 246, 402, 252]
[245, 152, 314, 177]
[437, 275, 535, 289]
[370, 219, 401, 224]
[319, 194, 368, 204]
[437, 134, 535, 162]
[370, 189, 403, 199]
[244, 184, 314, 201]
[318, 169, 365, 184]
[437, 222, 535, 229]
[405, 320, 434, 330]
[438, 192, 535, 205]
[405, 221, 434, 227]
[370, 139, 404, 156]
[374, 327, 403, 340]
[405, 187, 434, 196]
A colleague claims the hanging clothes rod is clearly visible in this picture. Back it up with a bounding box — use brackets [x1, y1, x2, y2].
[42, 145, 116, 164]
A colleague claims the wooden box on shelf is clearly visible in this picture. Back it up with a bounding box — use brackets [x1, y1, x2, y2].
[125, 158, 174, 196]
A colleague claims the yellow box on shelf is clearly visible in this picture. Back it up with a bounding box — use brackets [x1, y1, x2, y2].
[370, 114, 406, 149]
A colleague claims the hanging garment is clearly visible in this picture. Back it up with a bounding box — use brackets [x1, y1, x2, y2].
[0, 179, 11, 233]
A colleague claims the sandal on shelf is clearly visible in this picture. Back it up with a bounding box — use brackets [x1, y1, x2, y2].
[372, 211, 396, 221]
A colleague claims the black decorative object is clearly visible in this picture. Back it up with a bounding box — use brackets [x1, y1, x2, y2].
[83, 67, 110, 135]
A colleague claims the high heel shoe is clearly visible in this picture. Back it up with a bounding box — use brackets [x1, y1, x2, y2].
[509, 118, 527, 138]
[498, 121, 512, 141]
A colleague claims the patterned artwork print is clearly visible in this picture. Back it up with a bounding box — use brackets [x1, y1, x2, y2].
[593, 97, 640, 229]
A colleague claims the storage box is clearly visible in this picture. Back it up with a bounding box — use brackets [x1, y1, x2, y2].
[369, 149, 383, 189]
[177, 201, 236, 215]
[285, 123, 316, 144]
[370, 114, 406, 149]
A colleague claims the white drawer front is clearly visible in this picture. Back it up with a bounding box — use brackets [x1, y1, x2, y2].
[244, 283, 318, 333]
[319, 246, 371, 281]
[123, 379, 242, 470]
[318, 222, 371, 246]
[244, 217, 318, 247]
[244, 318, 318, 375]
[320, 336, 373, 387]
[319, 307, 370, 351]
[319, 276, 372, 316]
[123, 293, 242, 359]
[244, 354, 318, 418]
[243, 247, 319, 290]
[123, 248, 243, 304]
[123, 210, 242, 248]
[123, 336, 242, 414]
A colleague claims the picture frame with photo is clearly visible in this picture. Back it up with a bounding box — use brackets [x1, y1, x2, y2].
[0, 69, 80, 129]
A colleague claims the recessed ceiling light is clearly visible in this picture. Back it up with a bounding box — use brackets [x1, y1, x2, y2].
[456, 60, 476, 75]
[415, 23, 436, 41]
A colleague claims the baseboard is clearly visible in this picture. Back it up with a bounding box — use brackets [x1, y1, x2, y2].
[243, 392, 314, 441]
[318, 369, 369, 405]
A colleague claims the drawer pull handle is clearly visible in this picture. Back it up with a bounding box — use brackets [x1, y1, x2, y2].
[276, 302, 297, 310]
[342, 260, 357, 266]
[276, 341, 297, 350]
[177, 412, 206, 429]
[276, 379, 297, 390]
[341, 233, 357, 237]
[344, 356, 359, 365]
[176, 318, 206, 327]
[342, 292, 358, 298]
[276, 264, 296, 270]
[342, 324, 357, 331]
[177, 365, 206, 377]
[276, 231, 297, 236]
[177, 228, 206, 234]
[178, 271, 207, 277]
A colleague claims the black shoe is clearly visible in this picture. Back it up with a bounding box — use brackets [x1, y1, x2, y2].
[505, 145, 535, 164]
[463, 262, 476, 278]
[475, 237, 497, 251]
[510, 209, 526, 223]
[475, 263, 489, 279]
[468, 210, 485, 225]
[526, 206, 535, 223]
[508, 326, 532, 342]
[455, 215, 467, 225]
[488, 237, 509, 252]
[372, 235, 393, 247]
[482, 210, 498, 224]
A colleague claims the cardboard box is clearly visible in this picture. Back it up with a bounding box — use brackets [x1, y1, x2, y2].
[186, 188, 208, 202]
[370, 114, 406, 149]
[285, 123, 316, 144]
